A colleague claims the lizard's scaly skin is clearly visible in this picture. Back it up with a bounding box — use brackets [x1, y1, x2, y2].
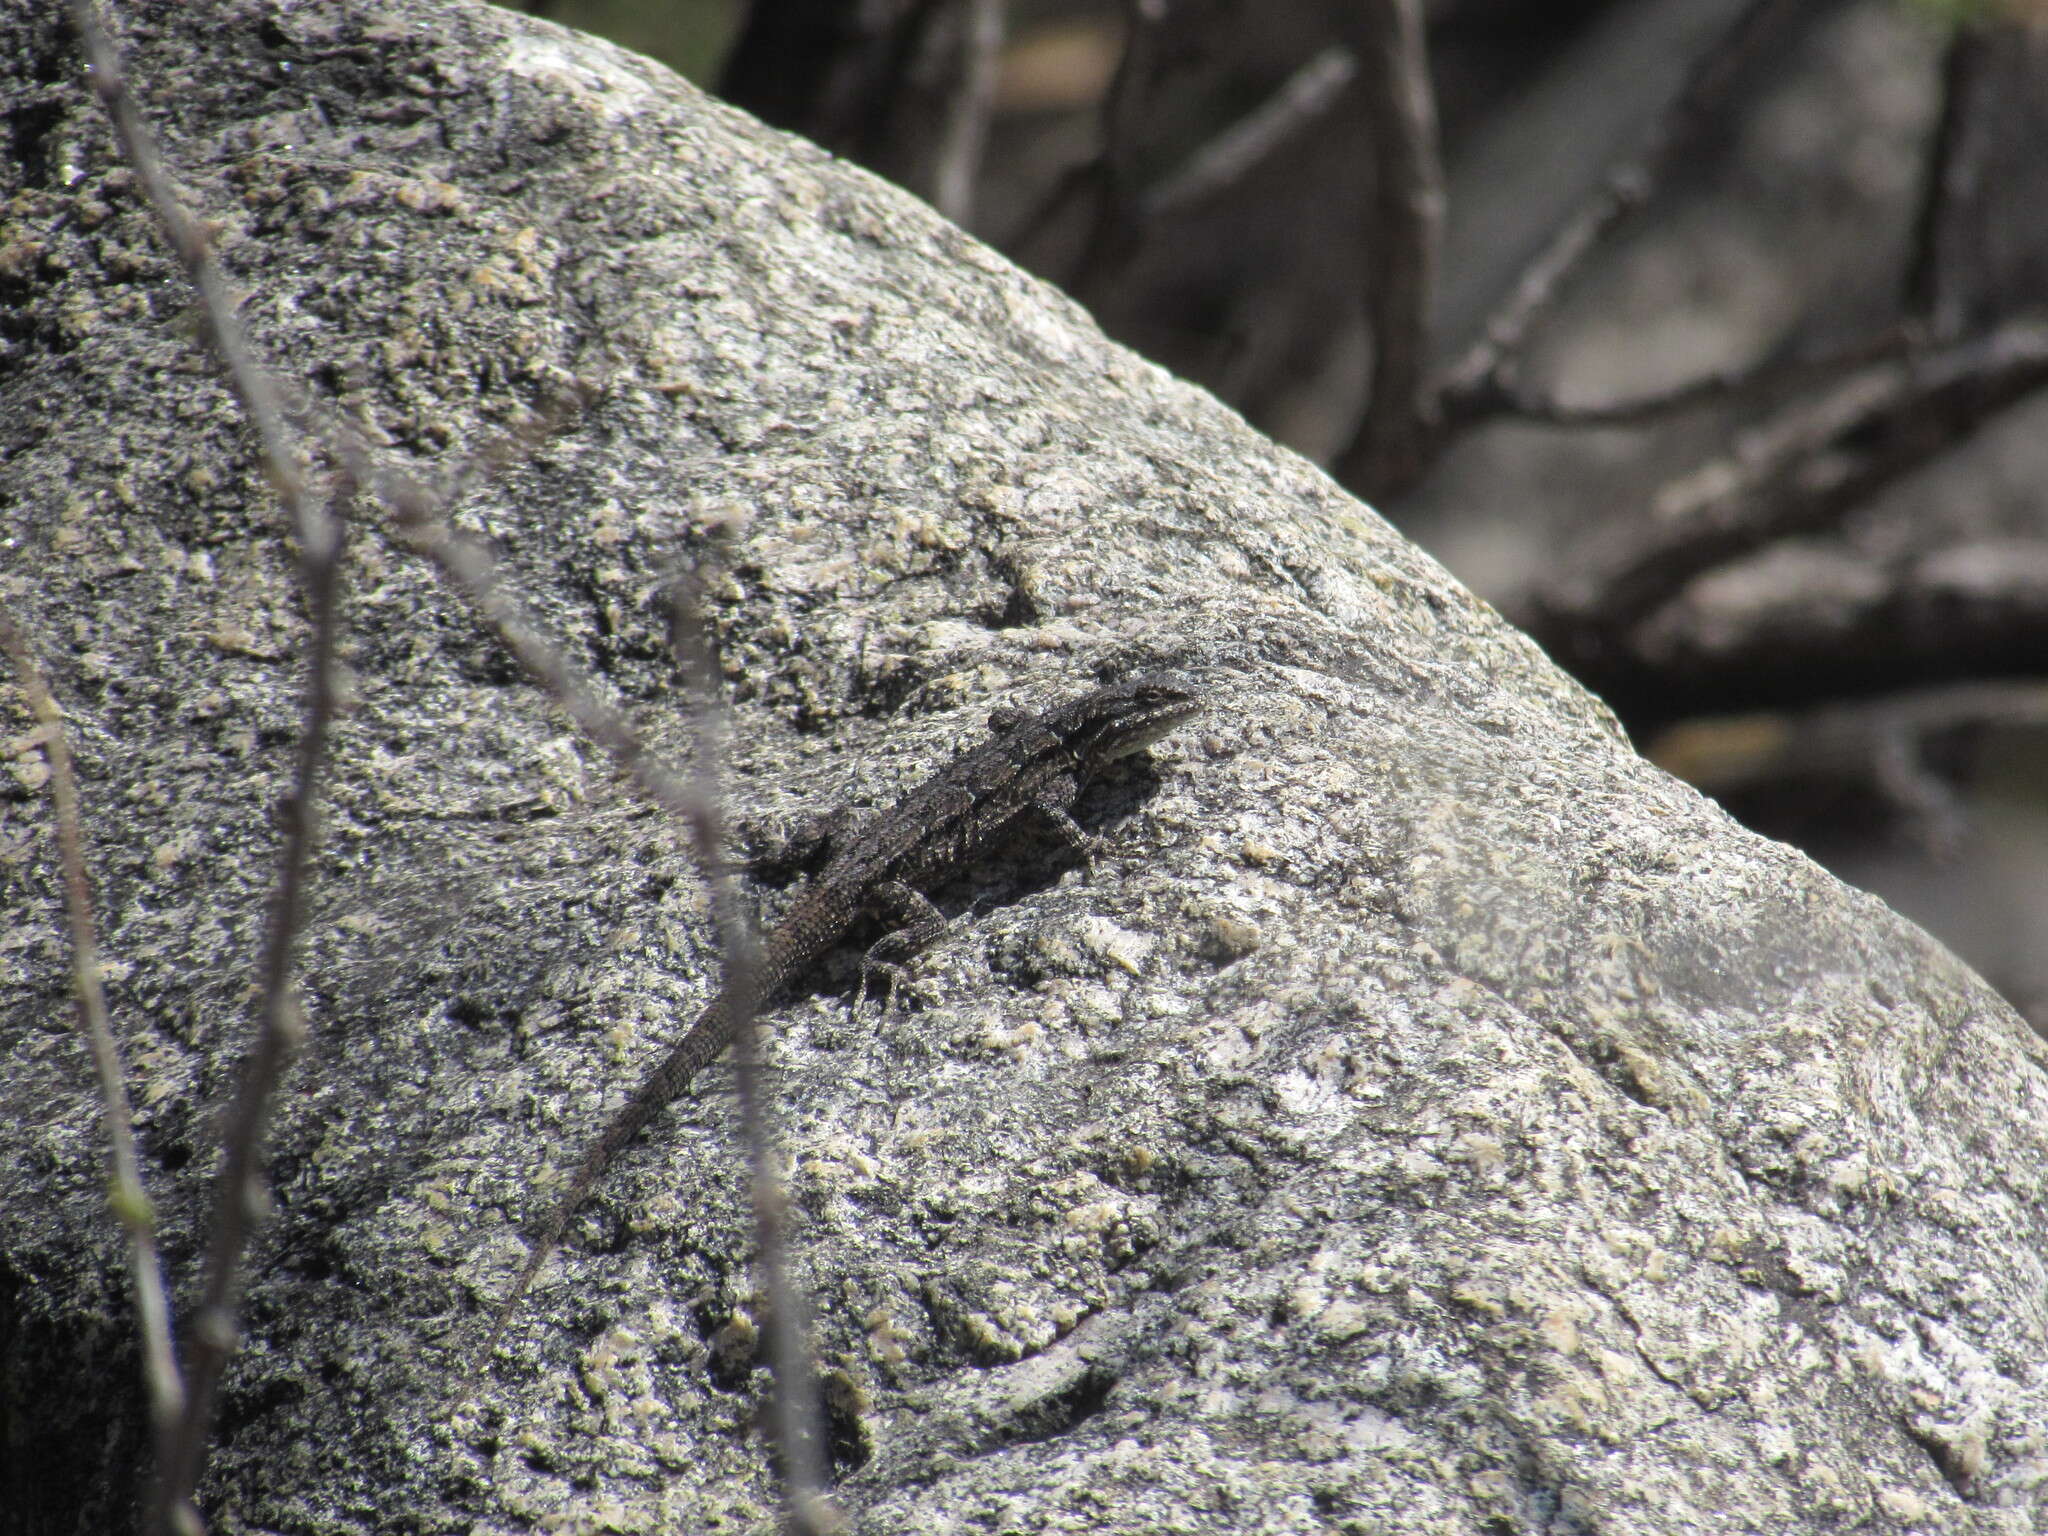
[481, 672, 1204, 1357]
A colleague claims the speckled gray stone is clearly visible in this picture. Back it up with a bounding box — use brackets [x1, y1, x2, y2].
[4, 2, 2046, 1533]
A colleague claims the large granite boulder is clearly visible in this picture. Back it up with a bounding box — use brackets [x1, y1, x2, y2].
[3, 2, 2044, 1531]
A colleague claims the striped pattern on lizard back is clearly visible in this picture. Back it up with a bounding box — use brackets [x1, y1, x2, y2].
[478, 671, 1204, 1361]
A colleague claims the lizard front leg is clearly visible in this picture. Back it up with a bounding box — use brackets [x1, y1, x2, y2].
[1030, 776, 1106, 865]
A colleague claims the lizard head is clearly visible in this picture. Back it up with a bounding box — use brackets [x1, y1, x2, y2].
[1073, 670, 1205, 764]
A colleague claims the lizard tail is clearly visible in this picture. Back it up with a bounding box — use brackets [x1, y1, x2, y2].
[471, 994, 741, 1377]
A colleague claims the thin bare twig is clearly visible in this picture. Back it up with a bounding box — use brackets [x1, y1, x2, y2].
[80, 4, 818, 1529]
[0, 615, 186, 1440]
[1013, 33, 1359, 296]
[1060, 0, 1166, 295]
[67, 1, 329, 562]
[1497, 323, 1921, 428]
[1437, 0, 1812, 421]
[1003, 157, 1101, 266]
[666, 586, 840, 1536]
[1652, 679, 2048, 796]
[1333, 0, 1444, 498]
[1648, 678, 2048, 854]
[166, 501, 344, 1536]
[1906, 21, 1995, 340]
[933, 0, 1006, 225]
[1555, 534, 2048, 728]
[67, 8, 348, 1534]
[1534, 322, 2048, 652]
[344, 453, 715, 833]
[1141, 45, 1357, 219]
[345, 443, 838, 1528]
[88, 10, 814, 1504]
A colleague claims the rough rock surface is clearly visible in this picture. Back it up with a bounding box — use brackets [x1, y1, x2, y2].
[3, 2, 2046, 1532]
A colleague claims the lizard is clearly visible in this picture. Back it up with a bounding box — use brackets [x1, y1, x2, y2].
[481, 670, 1205, 1358]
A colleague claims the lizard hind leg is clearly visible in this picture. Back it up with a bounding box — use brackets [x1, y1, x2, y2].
[851, 878, 947, 1017]
[851, 952, 907, 1018]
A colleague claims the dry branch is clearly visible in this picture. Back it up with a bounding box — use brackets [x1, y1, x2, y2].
[1141, 45, 1357, 220]
[0, 615, 185, 1444]
[68, 6, 348, 1530]
[1649, 678, 2048, 853]
[1495, 325, 1920, 429]
[933, 0, 1006, 225]
[1334, 0, 1443, 498]
[1436, 0, 1815, 422]
[68, 3, 837, 1528]
[1533, 323, 2048, 668]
